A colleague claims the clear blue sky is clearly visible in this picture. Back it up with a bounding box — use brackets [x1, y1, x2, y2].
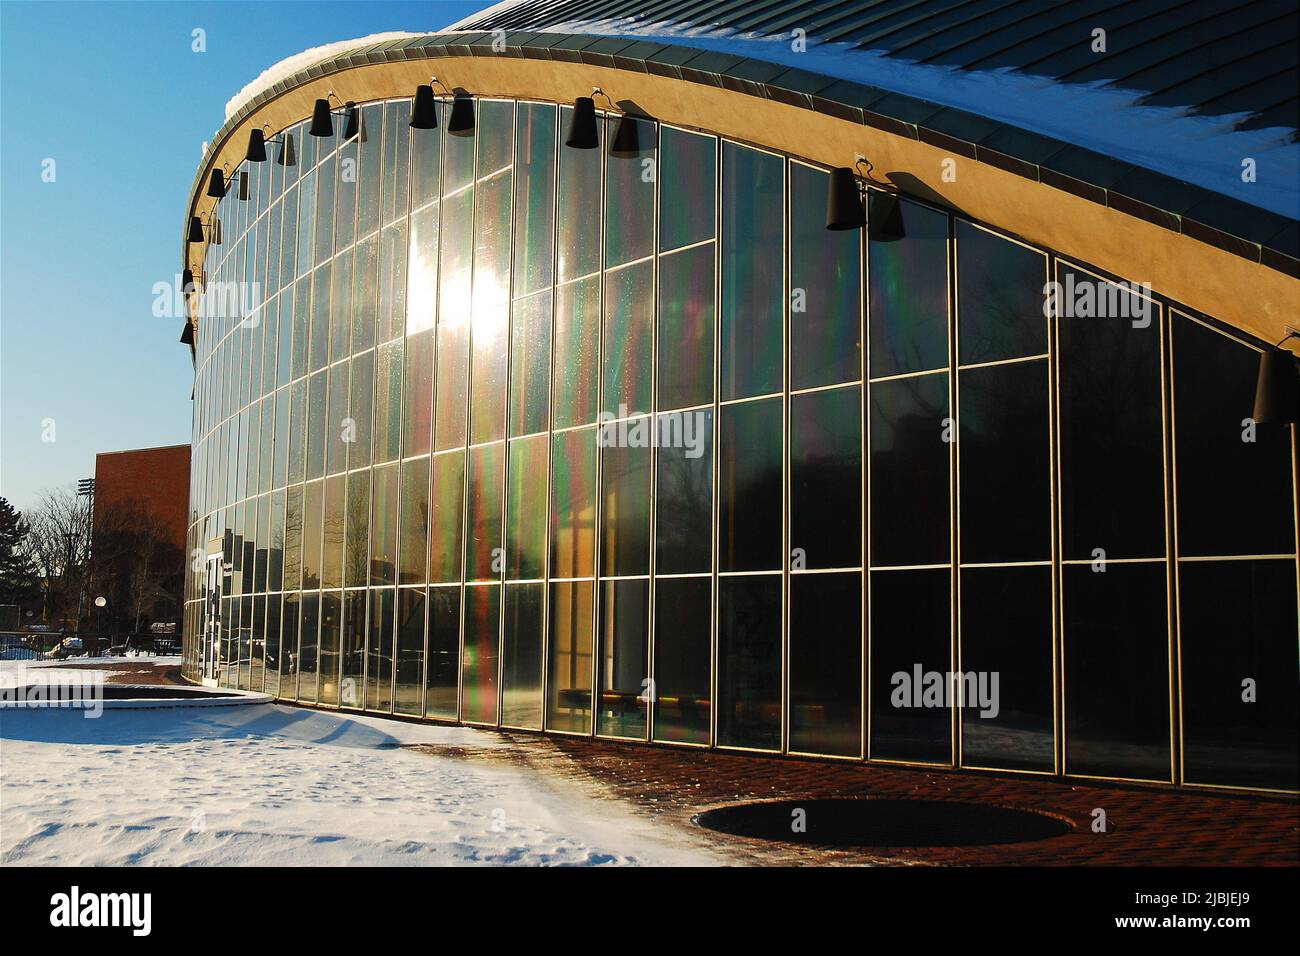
[0, 0, 485, 511]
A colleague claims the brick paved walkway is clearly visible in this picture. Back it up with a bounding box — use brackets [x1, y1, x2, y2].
[410, 733, 1300, 866]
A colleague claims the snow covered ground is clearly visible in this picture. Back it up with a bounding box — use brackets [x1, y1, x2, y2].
[0, 663, 721, 866]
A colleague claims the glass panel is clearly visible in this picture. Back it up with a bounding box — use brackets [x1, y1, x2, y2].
[283, 485, 303, 590]
[264, 593, 282, 698]
[470, 165, 512, 444]
[657, 243, 714, 411]
[870, 374, 949, 567]
[655, 408, 713, 575]
[347, 349, 374, 469]
[313, 154, 335, 266]
[351, 233, 378, 353]
[325, 361, 349, 476]
[366, 588, 394, 712]
[300, 479, 323, 590]
[461, 585, 501, 724]
[406, 203, 438, 335]
[298, 591, 319, 704]
[509, 291, 551, 437]
[869, 568, 951, 762]
[466, 442, 504, 581]
[410, 116, 442, 212]
[340, 590, 366, 707]
[660, 126, 715, 252]
[790, 163, 861, 389]
[597, 435, 650, 576]
[556, 104, 600, 283]
[718, 398, 782, 572]
[399, 457, 429, 585]
[429, 451, 464, 583]
[552, 275, 600, 428]
[1173, 315, 1295, 556]
[513, 102, 556, 298]
[426, 587, 460, 719]
[506, 434, 547, 580]
[476, 100, 514, 176]
[373, 338, 403, 463]
[604, 115, 655, 268]
[959, 566, 1054, 771]
[717, 574, 781, 751]
[597, 578, 649, 739]
[601, 260, 652, 416]
[334, 137, 357, 253]
[547, 579, 594, 733]
[1179, 559, 1299, 790]
[291, 279, 310, 381]
[501, 582, 544, 729]
[344, 469, 370, 588]
[395, 587, 426, 715]
[1058, 267, 1164, 560]
[791, 386, 861, 570]
[958, 360, 1050, 564]
[652, 577, 711, 744]
[377, 221, 408, 343]
[869, 198, 949, 377]
[402, 329, 433, 457]
[281, 592, 299, 697]
[357, 104, 383, 238]
[305, 369, 327, 480]
[321, 473, 344, 589]
[318, 591, 341, 706]
[956, 220, 1047, 364]
[1063, 562, 1170, 780]
[369, 462, 399, 586]
[790, 571, 861, 756]
[381, 100, 410, 226]
[435, 187, 472, 451]
[551, 428, 596, 579]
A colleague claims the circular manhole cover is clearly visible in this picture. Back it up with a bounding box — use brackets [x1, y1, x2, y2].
[694, 798, 1071, 847]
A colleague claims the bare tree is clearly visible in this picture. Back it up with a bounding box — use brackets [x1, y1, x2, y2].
[22, 485, 93, 627]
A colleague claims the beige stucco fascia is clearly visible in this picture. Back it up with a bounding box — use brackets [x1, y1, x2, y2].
[185, 54, 1299, 350]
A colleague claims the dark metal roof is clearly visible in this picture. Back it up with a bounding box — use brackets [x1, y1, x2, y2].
[457, 0, 1300, 135]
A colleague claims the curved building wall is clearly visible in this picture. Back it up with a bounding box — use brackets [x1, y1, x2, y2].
[182, 94, 1299, 792]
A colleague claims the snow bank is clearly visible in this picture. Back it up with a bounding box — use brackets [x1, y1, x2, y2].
[0, 703, 719, 866]
[224, 32, 424, 121]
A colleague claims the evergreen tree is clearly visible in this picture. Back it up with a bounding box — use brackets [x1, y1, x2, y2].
[0, 497, 39, 611]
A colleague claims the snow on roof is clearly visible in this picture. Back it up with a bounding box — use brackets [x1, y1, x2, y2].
[441, 9, 1298, 220]
[223, 32, 423, 121]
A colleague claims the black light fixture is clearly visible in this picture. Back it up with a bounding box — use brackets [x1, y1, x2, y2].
[246, 127, 267, 162]
[206, 167, 227, 199]
[610, 113, 642, 157]
[179, 322, 195, 346]
[868, 190, 906, 242]
[181, 268, 196, 292]
[448, 93, 475, 135]
[187, 215, 205, 243]
[1253, 332, 1299, 425]
[309, 97, 334, 137]
[343, 101, 360, 140]
[825, 166, 864, 230]
[276, 131, 296, 167]
[409, 84, 438, 129]
[566, 95, 599, 149]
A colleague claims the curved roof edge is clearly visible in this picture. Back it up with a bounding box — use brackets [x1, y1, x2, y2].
[185, 31, 1299, 285]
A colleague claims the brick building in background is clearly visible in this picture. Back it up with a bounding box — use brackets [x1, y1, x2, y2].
[91, 443, 191, 635]
[93, 443, 190, 555]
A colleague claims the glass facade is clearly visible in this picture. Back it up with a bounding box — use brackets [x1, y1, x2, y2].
[182, 95, 1299, 793]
